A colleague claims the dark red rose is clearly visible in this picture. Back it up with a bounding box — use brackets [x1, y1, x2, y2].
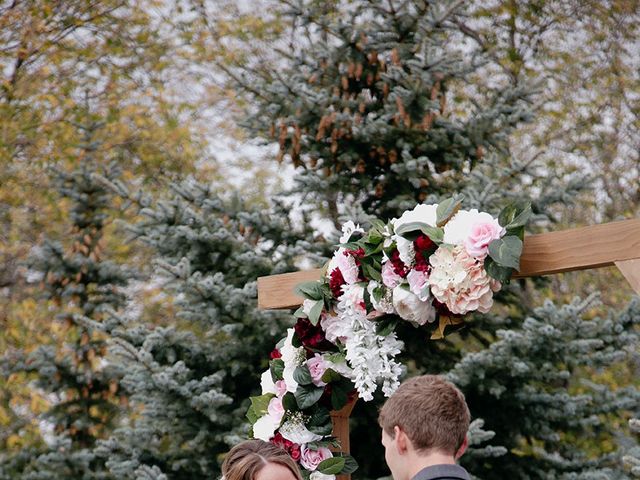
[414, 234, 434, 252]
[414, 250, 430, 272]
[389, 249, 409, 278]
[294, 317, 335, 351]
[346, 247, 365, 259]
[271, 433, 301, 462]
[329, 267, 346, 298]
[269, 348, 282, 359]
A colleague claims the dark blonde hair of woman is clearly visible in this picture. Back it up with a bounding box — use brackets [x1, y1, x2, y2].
[221, 439, 302, 480]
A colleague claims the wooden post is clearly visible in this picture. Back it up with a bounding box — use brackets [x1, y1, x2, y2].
[331, 398, 357, 480]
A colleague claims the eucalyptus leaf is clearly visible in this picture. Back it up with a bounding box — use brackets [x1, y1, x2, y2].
[436, 196, 463, 226]
[295, 281, 324, 300]
[484, 256, 513, 283]
[488, 236, 523, 270]
[308, 299, 324, 325]
[270, 358, 284, 381]
[342, 455, 359, 474]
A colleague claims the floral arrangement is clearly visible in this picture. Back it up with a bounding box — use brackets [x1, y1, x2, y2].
[247, 197, 531, 479]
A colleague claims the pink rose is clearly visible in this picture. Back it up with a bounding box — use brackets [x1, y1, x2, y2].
[306, 354, 328, 387]
[275, 380, 287, 397]
[464, 221, 505, 258]
[381, 261, 402, 289]
[267, 396, 285, 424]
[406, 269, 430, 301]
[300, 445, 333, 471]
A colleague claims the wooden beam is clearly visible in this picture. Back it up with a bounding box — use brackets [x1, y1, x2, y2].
[616, 259, 640, 295]
[257, 218, 640, 309]
[331, 399, 357, 480]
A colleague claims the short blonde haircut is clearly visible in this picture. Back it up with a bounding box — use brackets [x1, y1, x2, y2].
[221, 439, 302, 480]
[378, 375, 470, 455]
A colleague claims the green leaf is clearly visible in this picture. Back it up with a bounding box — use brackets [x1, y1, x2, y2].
[294, 385, 325, 409]
[282, 392, 297, 411]
[320, 368, 343, 384]
[488, 236, 523, 270]
[293, 306, 306, 318]
[499, 201, 532, 229]
[362, 262, 382, 281]
[394, 222, 444, 244]
[436, 196, 463, 226]
[246, 404, 259, 425]
[308, 299, 324, 325]
[331, 385, 349, 411]
[317, 457, 346, 475]
[250, 394, 274, 417]
[375, 314, 398, 336]
[295, 281, 324, 300]
[484, 256, 513, 283]
[270, 359, 284, 381]
[369, 218, 386, 232]
[341, 455, 359, 474]
[307, 407, 332, 435]
[293, 365, 313, 386]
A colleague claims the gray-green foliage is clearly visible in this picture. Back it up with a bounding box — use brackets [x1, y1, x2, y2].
[94, 179, 321, 478]
[231, 0, 638, 478]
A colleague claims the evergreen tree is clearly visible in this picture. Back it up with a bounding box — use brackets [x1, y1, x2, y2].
[0, 122, 131, 479]
[94, 181, 323, 478]
[230, 0, 639, 478]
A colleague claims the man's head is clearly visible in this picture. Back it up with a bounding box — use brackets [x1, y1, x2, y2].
[378, 375, 470, 479]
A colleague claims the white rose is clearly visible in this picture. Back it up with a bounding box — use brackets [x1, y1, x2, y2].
[392, 285, 436, 326]
[280, 328, 302, 392]
[443, 209, 500, 246]
[392, 204, 439, 232]
[253, 413, 279, 441]
[260, 369, 276, 395]
[339, 220, 365, 243]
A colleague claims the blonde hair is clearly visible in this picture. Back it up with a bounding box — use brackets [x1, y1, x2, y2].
[378, 375, 470, 455]
[221, 439, 302, 480]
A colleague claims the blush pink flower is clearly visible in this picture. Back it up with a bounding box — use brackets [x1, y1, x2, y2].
[406, 269, 430, 301]
[274, 380, 287, 397]
[464, 221, 505, 258]
[267, 396, 285, 424]
[428, 246, 501, 315]
[381, 261, 403, 289]
[306, 354, 328, 387]
[300, 445, 333, 471]
[328, 248, 359, 284]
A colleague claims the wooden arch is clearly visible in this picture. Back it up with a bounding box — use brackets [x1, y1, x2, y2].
[257, 218, 640, 479]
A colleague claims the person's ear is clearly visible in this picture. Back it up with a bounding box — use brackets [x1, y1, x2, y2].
[455, 435, 469, 460]
[394, 425, 409, 454]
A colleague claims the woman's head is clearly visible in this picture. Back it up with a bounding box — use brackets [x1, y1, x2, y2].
[221, 439, 302, 480]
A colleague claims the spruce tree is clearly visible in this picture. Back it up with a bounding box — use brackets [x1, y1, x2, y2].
[94, 181, 323, 478]
[0, 122, 131, 478]
[231, 0, 639, 478]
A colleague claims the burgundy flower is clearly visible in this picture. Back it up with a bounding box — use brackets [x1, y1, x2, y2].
[328, 267, 346, 298]
[271, 433, 301, 462]
[269, 348, 282, 359]
[413, 234, 435, 273]
[389, 249, 409, 278]
[414, 234, 435, 252]
[346, 247, 365, 259]
[294, 317, 336, 351]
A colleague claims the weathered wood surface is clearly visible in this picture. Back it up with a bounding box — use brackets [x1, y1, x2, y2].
[258, 218, 640, 309]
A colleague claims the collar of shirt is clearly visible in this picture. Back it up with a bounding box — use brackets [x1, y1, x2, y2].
[411, 464, 471, 480]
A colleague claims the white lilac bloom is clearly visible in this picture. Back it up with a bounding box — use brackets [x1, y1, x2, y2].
[339, 220, 365, 243]
[337, 290, 404, 401]
[280, 328, 305, 393]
